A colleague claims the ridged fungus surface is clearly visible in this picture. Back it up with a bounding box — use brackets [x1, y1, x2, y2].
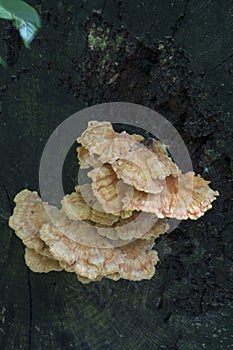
[9, 121, 219, 283]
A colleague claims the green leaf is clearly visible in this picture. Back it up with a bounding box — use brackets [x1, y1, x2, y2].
[0, 7, 12, 19]
[0, 56, 7, 68]
[13, 16, 39, 48]
[0, 0, 41, 48]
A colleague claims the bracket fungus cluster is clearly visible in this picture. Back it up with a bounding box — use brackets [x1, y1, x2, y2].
[9, 121, 219, 283]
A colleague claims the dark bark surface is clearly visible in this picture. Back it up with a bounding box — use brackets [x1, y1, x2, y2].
[0, 1, 232, 349]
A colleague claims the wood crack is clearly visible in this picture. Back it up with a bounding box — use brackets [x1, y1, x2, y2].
[170, 0, 190, 40]
[101, 0, 107, 14]
[27, 269, 32, 350]
[201, 53, 233, 76]
[0, 176, 13, 213]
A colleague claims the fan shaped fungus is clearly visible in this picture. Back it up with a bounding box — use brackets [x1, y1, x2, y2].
[9, 121, 219, 283]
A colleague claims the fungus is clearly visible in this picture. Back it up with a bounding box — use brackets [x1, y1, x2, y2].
[9, 188, 164, 281]
[78, 121, 179, 193]
[61, 184, 120, 225]
[122, 172, 219, 220]
[9, 121, 219, 283]
[9, 189, 54, 258]
[97, 215, 168, 241]
[40, 222, 159, 281]
[88, 163, 133, 216]
[24, 248, 63, 273]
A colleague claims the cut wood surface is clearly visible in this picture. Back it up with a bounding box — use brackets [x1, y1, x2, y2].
[0, 1, 232, 349]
